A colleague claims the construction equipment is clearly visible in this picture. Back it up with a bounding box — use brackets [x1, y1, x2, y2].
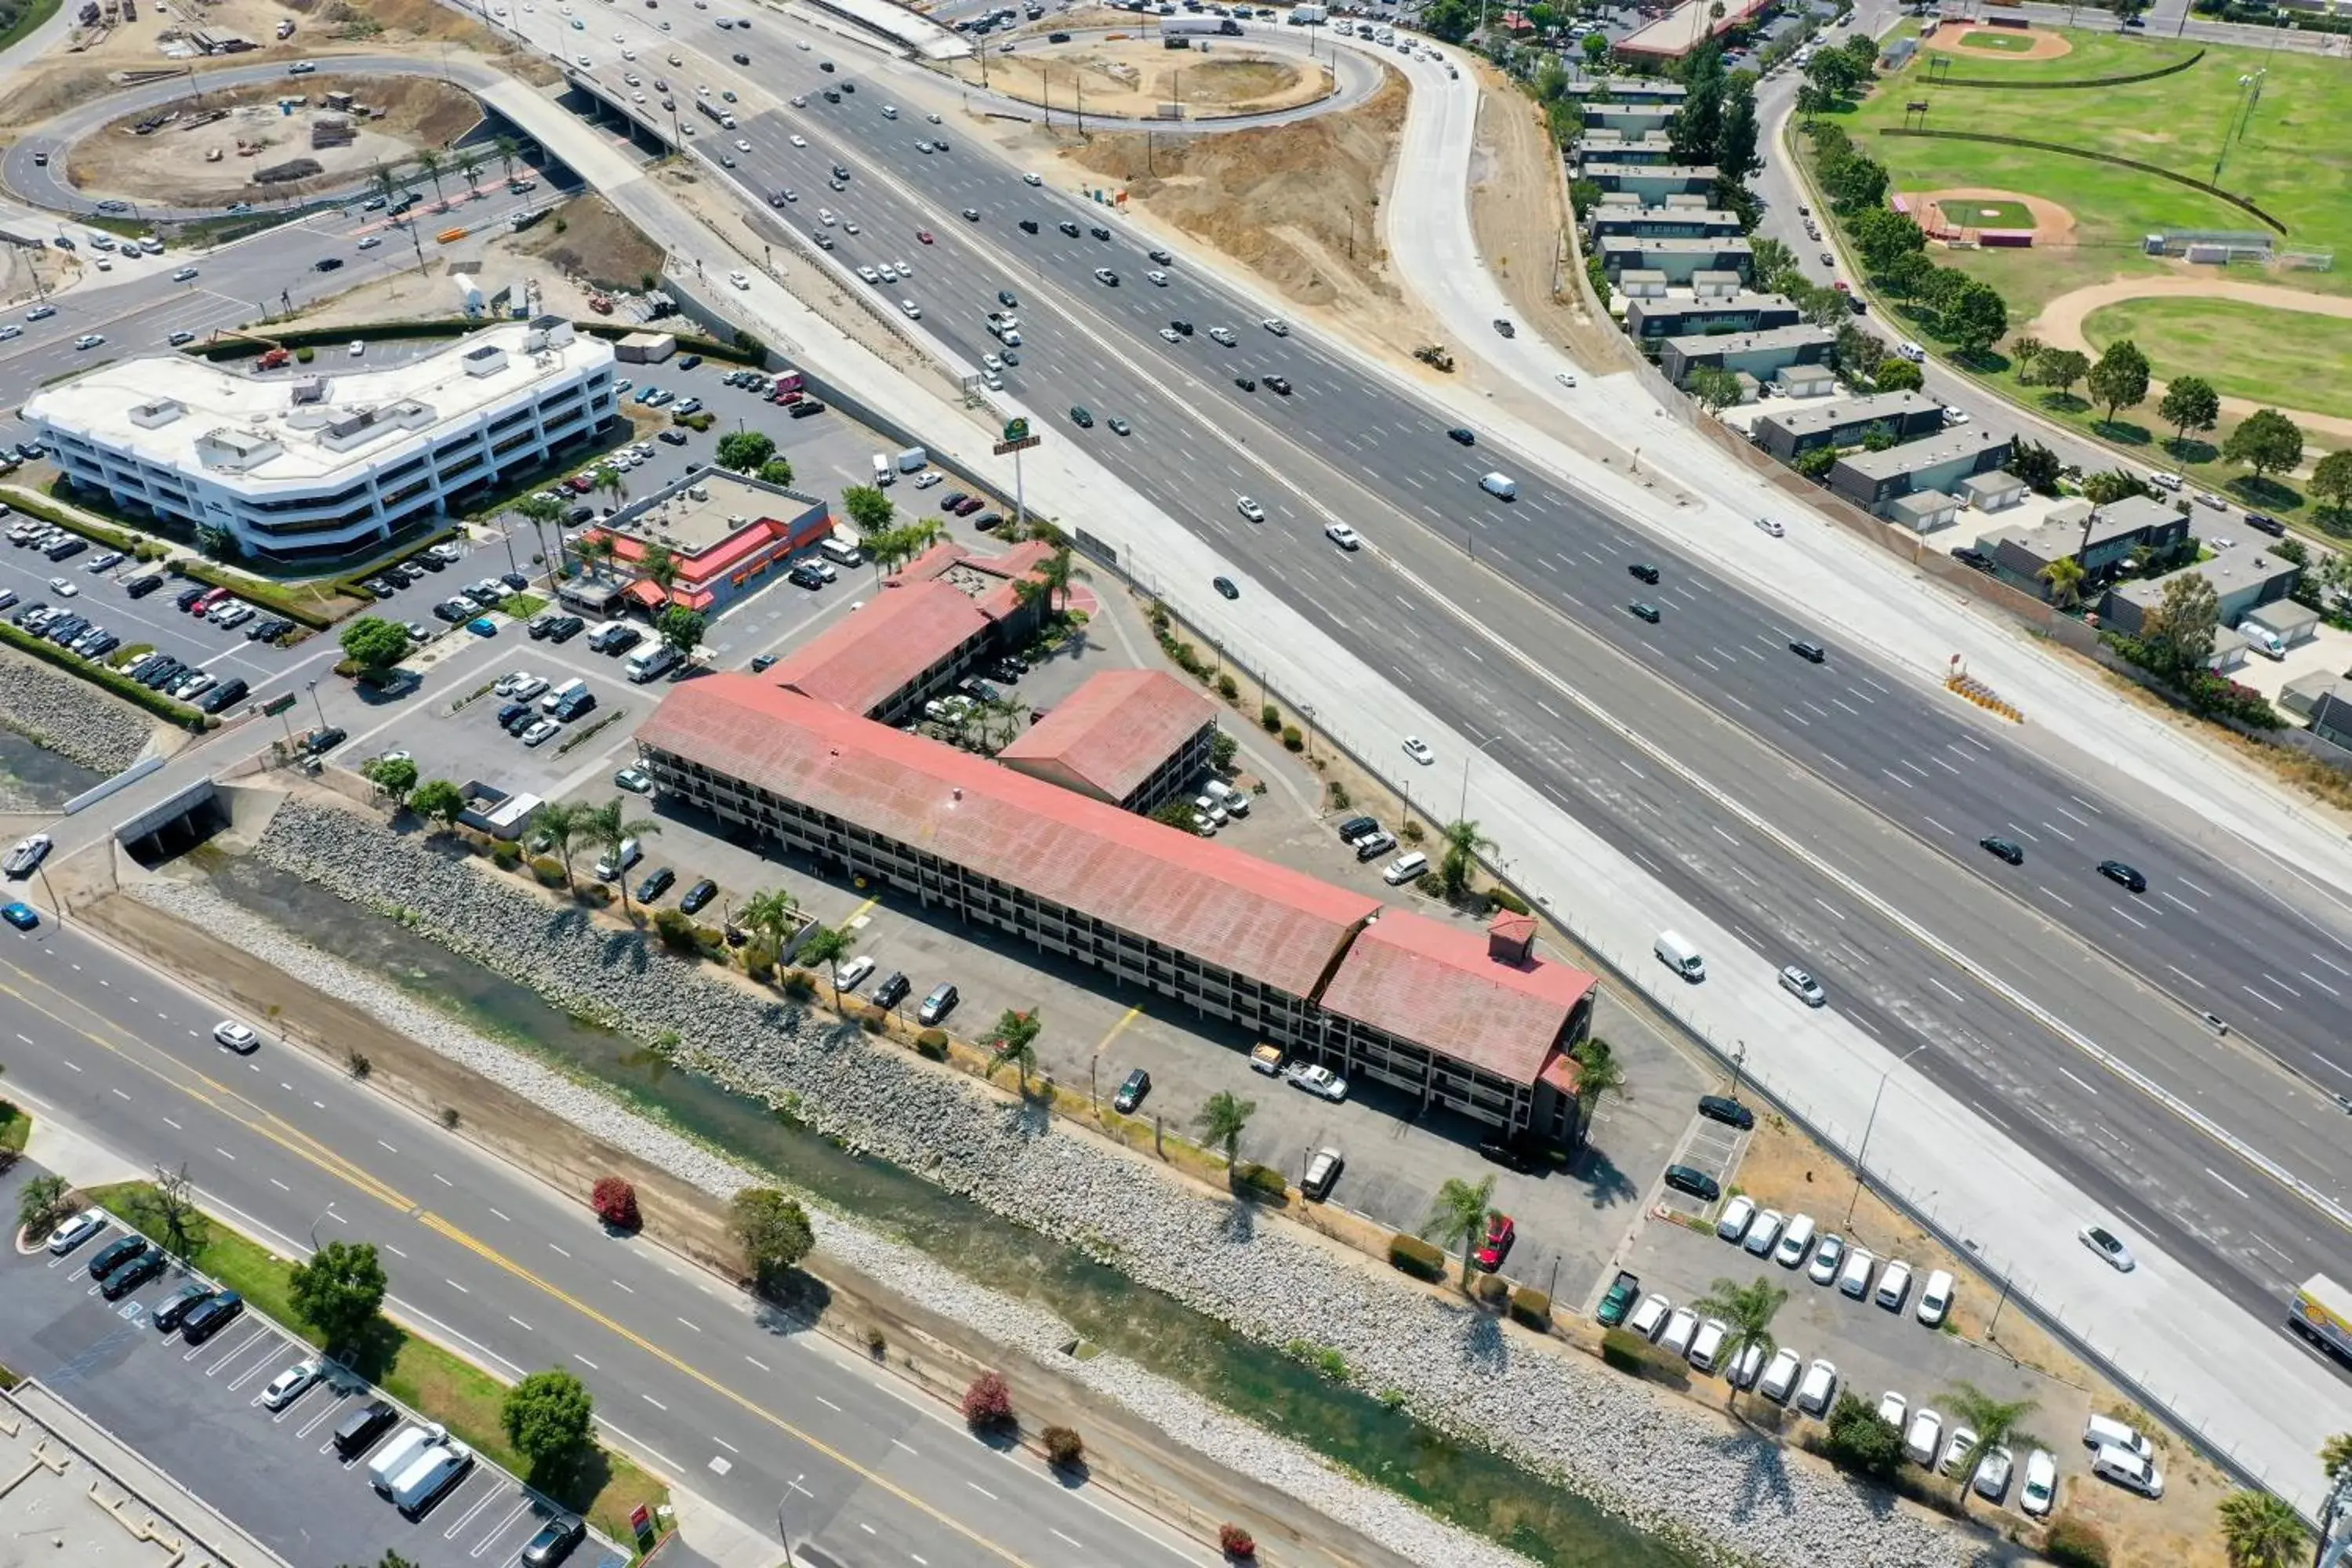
[1413, 343, 1454, 372]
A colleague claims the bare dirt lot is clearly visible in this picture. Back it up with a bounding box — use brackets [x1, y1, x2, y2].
[513, 191, 668, 293]
[64, 74, 481, 206]
[953, 38, 1333, 120]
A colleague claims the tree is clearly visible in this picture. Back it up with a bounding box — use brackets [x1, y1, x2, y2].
[1942, 281, 2009, 358]
[339, 615, 410, 673]
[533, 800, 590, 888]
[1936, 1381, 2040, 1503]
[2216, 1491, 2308, 1568]
[410, 779, 466, 831]
[739, 886, 800, 951]
[1581, 30, 1608, 64]
[1195, 1090, 1255, 1171]
[2321, 1431, 2352, 1480]
[1821, 1392, 1904, 1477]
[416, 148, 445, 205]
[2158, 376, 2221, 445]
[797, 922, 853, 1005]
[2081, 470, 2151, 506]
[361, 754, 418, 806]
[2038, 555, 2087, 610]
[1871, 358, 1922, 394]
[1860, 421, 1899, 452]
[1793, 445, 1838, 481]
[2224, 407, 2304, 484]
[657, 604, 705, 656]
[289, 1240, 387, 1352]
[2034, 348, 2089, 401]
[1715, 81, 1760, 180]
[16, 1173, 71, 1240]
[501, 1369, 596, 1475]
[1668, 49, 1724, 166]
[728, 1187, 815, 1292]
[596, 466, 627, 514]
[493, 133, 520, 180]
[961, 1370, 1014, 1430]
[1850, 207, 1925, 274]
[757, 457, 796, 488]
[840, 485, 895, 536]
[2008, 336, 2043, 376]
[714, 430, 776, 474]
[2142, 570, 2220, 675]
[582, 798, 660, 915]
[2007, 438, 2063, 496]
[145, 1163, 202, 1261]
[1882, 251, 1934, 299]
[1690, 1274, 1783, 1409]
[1749, 237, 1800, 294]
[2086, 339, 2151, 426]
[640, 542, 679, 596]
[1150, 797, 1204, 835]
[1571, 1037, 1626, 1146]
[1436, 818, 1494, 899]
[457, 148, 483, 197]
[1420, 1174, 1497, 1290]
[979, 1009, 1043, 1091]
[1833, 323, 1885, 382]
[2312, 449, 2352, 519]
[1916, 264, 1969, 315]
[1685, 365, 1743, 415]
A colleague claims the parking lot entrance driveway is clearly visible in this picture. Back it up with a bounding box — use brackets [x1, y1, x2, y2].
[0, 1176, 613, 1568]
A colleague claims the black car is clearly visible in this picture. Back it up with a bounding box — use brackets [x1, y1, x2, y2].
[1949, 546, 1994, 572]
[677, 353, 702, 370]
[180, 1289, 244, 1344]
[1627, 601, 1661, 623]
[997, 289, 1019, 308]
[125, 574, 164, 598]
[1170, 319, 1193, 336]
[1264, 375, 1292, 395]
[1696, 1094, 1754, 1131]
[1492, 318, 1515, 337]
[2245, 512, 2286, 537]
[1446, 426, 1475, 445]
[312, 256, 343, 272]
[1018, 219, 1040, 234]
[680, 877, 718, 915]
[873, 971, 910, 1010]
[88, 1233, 148, 1279]
[1334, 814, 1378, 843]
[938, 490, 970, 511]
[153, 1283, 212, 1332]
[2097, 858, 2147, 893]
[658, 429, 689, 445]
[1234, 376, 1257, 392]
[732, 49, 750, 62]
[1112, 1068, 1151, 1113]
[1475, 1135, 1540, 1173]
[521, 1515, 586, 1568]
[546, 615, 586, 643]
[1980, 835, 2024, 866]
[100, 1248, 166, 1300]
[788, 398, 826, 418]
[1788, 639, 1826, 663]
[1628, 562, 1661, 584]
[333, 1399, 399, 1460]
[1662, 1164, 1721, 1201]
[175, 586, 208, 611]
[497, 700, 532, 731]
[749, 653, 777, 673]
[1148, 247, 1173, 265]
[303, 726, 346, 756]
[637, 866, 677, 903]
[198, 678, 249, 714]
[594, 626, 644, 655]
[552, 690, 596, 722]
[788, 563, 826, 589]
[1213, 575, 1240, 600]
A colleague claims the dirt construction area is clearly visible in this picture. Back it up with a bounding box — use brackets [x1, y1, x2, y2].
[954, 36, 1333, 119]
[1920, 21, 2074, 59]
[64, 74, 482, 207]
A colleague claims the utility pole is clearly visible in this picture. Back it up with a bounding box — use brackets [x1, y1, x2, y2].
[1844, 1071, 1891, 1228]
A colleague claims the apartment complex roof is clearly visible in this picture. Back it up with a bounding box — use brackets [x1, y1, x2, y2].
[997, 670, 1217, 804]
[1754, 390, 1942, 438]
[1319, 908, 1597, 1085]
[1832, 426, 2009, 482]
[637, 677, 1381, 999]
[768, 580, 992, 717]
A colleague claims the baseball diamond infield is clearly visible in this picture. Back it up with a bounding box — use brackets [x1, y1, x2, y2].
[1921, 23, 2074, 60]
[1905, 187, 2078, 246]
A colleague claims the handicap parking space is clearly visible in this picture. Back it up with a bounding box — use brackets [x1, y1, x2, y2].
[0, 1207, 611, 1568]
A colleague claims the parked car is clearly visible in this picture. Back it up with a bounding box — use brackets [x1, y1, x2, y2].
[1301, 1146, 1343, 1200]
[261, 1358, 324, 1410]
[45, 1207, 107, 1255]
[1697, 1094, 1752, 1130]
[1904, 1407, 1943, 1466]
[1112, 1068, 1152, 1114]
[918, 982, 959, 1025]
[1757, 1347, 1803, 1403]
[1716, 1194, 1756, 1243]
[1626, 1293, 1671, 1341]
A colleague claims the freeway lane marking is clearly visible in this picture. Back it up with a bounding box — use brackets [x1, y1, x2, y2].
[2241, 985, 2285, 1012]
[2109, 905, 2147, 930]
[2165, 964, 2208, 990]
[2059, 1067, 2100, 1096]
[2313, 952, 2351, 978]
[1929, 978, 1965, 1003]
[2263, 973, 2303, 1000]
[2038, 821, 2074, 843]
[2207, 1167, 2252, 1201]
[2159, 890, 2199, 914]
[2299, 971, 2341, 998]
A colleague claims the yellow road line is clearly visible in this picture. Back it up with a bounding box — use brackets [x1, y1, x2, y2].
[1091, 1005, 1143, 1062]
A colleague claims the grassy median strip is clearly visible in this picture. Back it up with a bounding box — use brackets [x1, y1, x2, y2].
[86, 1181, 666, 1548]
[0, 619, 209, 729]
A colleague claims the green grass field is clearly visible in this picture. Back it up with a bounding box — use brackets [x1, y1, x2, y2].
[1846, 29, 2352, 316]
[1936, 197, 2034, 229]
[1954, 28, 2036, 51]
[2080, 296, 2352, 420]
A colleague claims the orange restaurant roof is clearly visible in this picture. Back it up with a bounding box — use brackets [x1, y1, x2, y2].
[996, 670, 1218, 804]
[636, 676, 1382, 1000]
[1319, 907, 1597, 1086]
[767, 580, 993, 717]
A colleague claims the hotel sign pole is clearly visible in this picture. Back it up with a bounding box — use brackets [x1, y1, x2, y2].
[993, 418, 1040, 535]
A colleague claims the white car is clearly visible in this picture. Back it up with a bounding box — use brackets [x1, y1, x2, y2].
[1757, 1347, 1802, 1403]
[349, 340, 365, 357]
[1285, 1062, 1348, 1102]
[45, 1208, 106, 1255]
[1916, 1269, 1955, 1327]
[1779, 965, 1825, 1006]
[1837, 1245, 1875, 1298]
[1024, 171, 1043, 186]
[1725, 1341, 1766, 1389]
[1715, 1193, 1757, 1243]
[357, 235, 382, 249]
[1755, 515, 1785, 537]
[44, 580, 75, 601]
[1973, 1445, 2014, 1502]
[857, 265, 880, 284]
[898, 299, 920, 320]
[1876, 1389, 1906, 1429]
[819, 209, 837, 225]
[1807, 1232, 1846, 1287]
[2092, 1444, 2163, 1497]
[1236, 496, 1265, 523]
[1555, 371, 1577, 388]
[5, 833, 53, 879]
[735, 138, 751, 152]
[1403, 736, 1435, 765]
[1262, 317, 1290, 336]
[1626, 1292, 1671, 1341]
[1659, 1308, 1698, 1359]
[982, 354, 1002, 372]
[1146, 269, 1169, 286]
[2080, 1224, 2136, 1271]
[1940, 1425, 1980, 1477]
[1904, 1407, 1942, 1466]
[1324, 522, 1361, 550]
[1207, 325, 1236, 346]
[1686, 1317, 1727, 1372]
[521, 719, 560, 746]
[790, 134, 807, 147]
[1157, 327, 1181, 343]
[1794, 1358, 1838, 1416]
[172, 267, 199, 282]
[2020, 1449, 2057, 1516]
[260, 1359, 324, 1410]
[837, 955, 878, 990]
[1875, 1258, 1913, 1310]
[912, 471, 943, 488]
[212, 1019, 260, 1053]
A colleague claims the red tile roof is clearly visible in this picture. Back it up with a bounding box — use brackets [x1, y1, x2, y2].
[997, 670, 1217, 804]
[637, 677, 1381, 998]
[768, 581, 992, 717]
[1319, 908, 1596, 1087]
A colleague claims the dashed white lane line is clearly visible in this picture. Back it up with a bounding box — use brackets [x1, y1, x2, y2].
[2206, 1167, 2251, 1201]
[2058, 1067, 2100, 1096]
[510, 1315, 534, 1331]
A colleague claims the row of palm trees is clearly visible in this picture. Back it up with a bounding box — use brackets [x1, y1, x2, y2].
[525, 797, 659, 913]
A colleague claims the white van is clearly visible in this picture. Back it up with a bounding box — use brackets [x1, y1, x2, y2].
[2238, 619, 2286, 659]
[895, 446, 927, 473]
[1795, 1358, 1839, 1417]
[870, 452, 895, 485]
[368, 1423, 446, 1495]
[595, 837, 643, 880]
[1773, 1213, 1818, 1268]
[2082, 1414, 2154, 1462]
[1653, 930, 1705, 982]
[1479, 471, 1517, 501]
[821, 535, 864, 567]
[1204, 779, 1250, 816]
[390, 1439, 474, 1519]
[541, 677, 587, 714]
[625, 643, 681, 684]
[1382, 851, 1428, 885]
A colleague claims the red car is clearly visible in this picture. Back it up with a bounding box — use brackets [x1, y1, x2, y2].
[916, 230, 935, 245]
[953, 495, 985, 516]
[1475, 1214, 1515, 1271]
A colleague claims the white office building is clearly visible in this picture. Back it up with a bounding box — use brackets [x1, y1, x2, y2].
[24, 318, 617, 564]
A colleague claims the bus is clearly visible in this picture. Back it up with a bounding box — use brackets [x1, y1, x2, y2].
[2291, 1275, 2352, 1364]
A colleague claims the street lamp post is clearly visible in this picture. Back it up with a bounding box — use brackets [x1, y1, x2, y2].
[1729, 1041, 1747, 1101]
[305, 679, 326, 734]
[1843, 1071, 1891, 1228]
[1459, 735, 1504, 822]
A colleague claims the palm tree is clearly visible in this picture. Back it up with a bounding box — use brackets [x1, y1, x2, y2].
[1421, 1174, 1497, 1290]
[739, 887, 799, 952]
[597, 468, 628, 514]
[641, 542, 679, 598]
[370, 165, 402, 211]
[797, 923, 852, 1006]
[575, 532, 615, 579]
[514, 493, 567, 586]
[457, 147, 484, 197]
[416, 148, 445, 206]
[2321, 1431, 2352, 1481]
[2038, 555, 2086, 611]
[1570, 1037, 1627, 1149]
[582, 798, 660, 917]
[535, 800, 589, 888]
[493, 133, 521, 182]
[1036, 546, 1073, 615]
[1436, 818, 1494, 901]
[1937, 1381, 2042, 1502]
[1195, 1091, 1255, 1173]
[980, 1009, 1041, 1091]
[2216, 1490, 2307, 1568]
[1690, 1275, 1785, 1410]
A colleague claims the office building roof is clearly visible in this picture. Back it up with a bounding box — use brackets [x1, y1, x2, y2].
[637, 677, 1381, 999]
[997, 670, 1217, 804]
[1319, 908, 1596, 1086]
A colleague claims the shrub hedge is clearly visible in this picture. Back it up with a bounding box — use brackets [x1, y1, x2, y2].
[1508, 1287, 1552, 1330]
[532, 857, 566, 886]
[1, 491, 169, 560]
[0, 620, 209, 728]
[2043, 1517, 2110, 1568]
[194, 318, 477, 361]
[168, 558, 341, 630]
[1472, 1271, 1508, 1306]
[914, 1028, 949, 1060]
[1600, 1327, 1690, 1390]
[1236, 1163, 1290, 1200]
[1388, 1233, 1446, 1281]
